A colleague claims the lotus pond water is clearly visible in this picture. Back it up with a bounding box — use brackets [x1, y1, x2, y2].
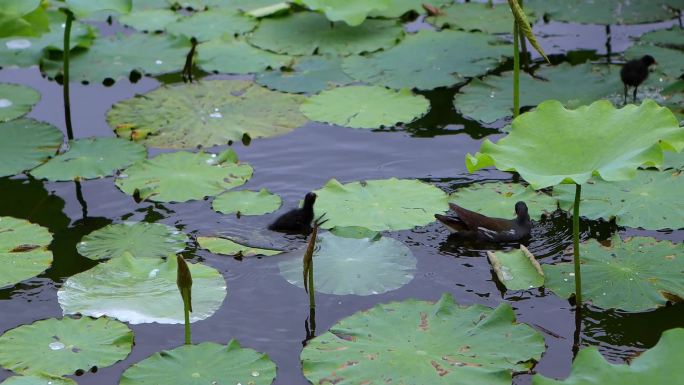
[1, 1, 683, 385]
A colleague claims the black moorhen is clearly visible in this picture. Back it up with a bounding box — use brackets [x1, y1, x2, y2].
[621, 55, 657, 104]
[434, 201, 532, 242]
[268, 192, 318, 234]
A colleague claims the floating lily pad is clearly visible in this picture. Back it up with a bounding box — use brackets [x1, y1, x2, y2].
[0, 217, 52, 289]
[119, 9, 179, 32]
[432, 2, 538, 34]
[0, 317, 133, 377]
[29, 137, 146, 182]
[166, 8, 256, 41]
[313, 178, 448, 231]
[65, 0, 132, 18]
[625, 44, 684, 80]
[115, 150, 253, 202]
[170, 0, 281, 11]
[467, 100, 684, 189]
[119, 340, 276, 385]
[370, 0, 454, 18]
[302, 293, 545, 384]
[0, 118, 62, 178]
[279, 233, 415, 295]
[525, 0, 677, 25]
[58, 254, 226, 324]
[77, 222, 188, 261]
[664, 148, 684, 169]
[246, 2, 292, 18]
[329, 226, 381, 240]
[108, 80, 306, 148]
[301, 85, 430, 129]
[640, 28, 684, 49]
[298, 0, 390, 26]
[487, 246, 544, 290]
[248, 11, 403, 56]
[543, 236, 684, 311]
[0, 83, 39, 122]
[0, 375, 76, 385]
[450, 182, 558, 220]
[197, 236, 282, 257]
[255, 56, 353, 94]
[197, 37, 292, 74]
[212, 189, 281, 216]
[343, 29, 509, 90]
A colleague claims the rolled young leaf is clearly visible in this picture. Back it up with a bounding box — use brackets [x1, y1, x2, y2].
[507, 0, 549, 63]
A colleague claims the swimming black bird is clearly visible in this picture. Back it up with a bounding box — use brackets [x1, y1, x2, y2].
[268, 192, 318, 234]
[621, 55, 657, 104]
[434, 201, 532, 243]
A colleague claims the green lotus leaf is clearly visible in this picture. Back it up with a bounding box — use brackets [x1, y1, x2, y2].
[212, 189, 282, 216]
[370, 0, 454, 18]
[466, 100, 684, 189]
[108, 80, 306, 148]
[301, 85, 430, 129]
[119, 340, 276, 385]
[432, 2, 538, 34]
[248, 12, 403, 56]
[525, 0, 677, 25]
[0, 375, 76, 385]
[255, 56, 353, 94]
[313, 178, 448, 231]
[118, 9, 179, 32]
[640, 28, 684, 49]
[77, 222, 188, 261]
[0, 118, 62, 178]
[29, 137, 146, 182]
[0, 83, 39, 122]
[197, 236, 282, 257]
[625, 44, 684, 80]
[58, 254, 226, 324]
[246, 2, 291, 18]
[453, 63, 620, 124]
[302, 293, 545, 384]
[0, 0, 49, 38]
[65, 0, 132, 18]
[533, 328, 684, 385]
[664, 148, 684, 169]
[115, 150, 253, 202]
[170, 0, 281, 12]
[487, 246, 544, 291]
[342, 29, 509, 90]
[197, 36, 292, 74]
[329, 226, 381, 240]
[166, 8, 256, 41]
[0, 317, 133, 377]
[0, 217, 52, 289]
[297, 0, 391, 26]
[543, 236, 684, 311]
[132, 0, 171, 11]
[449, 182, 557, 220]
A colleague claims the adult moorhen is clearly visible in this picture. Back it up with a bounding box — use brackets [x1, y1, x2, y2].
[268, 192, 318, 234]
[621, 55, 657, 104]
[434, 201, 532, 242]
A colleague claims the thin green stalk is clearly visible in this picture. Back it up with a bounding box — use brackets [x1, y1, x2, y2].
[572, 183, 582, 306]
[176, 255, 193, 345]
[513, 18, 520, 118]
[182, 289, 191, 345]
[308, 259, 315, 310]
[62, 10, 74, 140]
[517, 0, 529, 70]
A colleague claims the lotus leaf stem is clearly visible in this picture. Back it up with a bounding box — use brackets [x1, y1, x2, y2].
[513, 16, 520, 118]
[62, 9, 74, 140]
[572, 183, 582, 306]
[182, 289, 191, 345]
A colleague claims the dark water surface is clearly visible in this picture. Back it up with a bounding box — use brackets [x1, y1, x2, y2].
[1, 14, 683, 385]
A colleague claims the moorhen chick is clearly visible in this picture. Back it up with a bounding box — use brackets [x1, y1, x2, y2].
[268, 192, 318, 234]
[621, 55, 657, 104]
[434, 201, 532, 242]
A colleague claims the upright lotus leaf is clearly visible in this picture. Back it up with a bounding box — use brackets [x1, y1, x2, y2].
[212, 189, 282, 216]
[432, 2, 538, 34]
[533, 328, 684, 385]
[525, 0, 676, 25]
[108, 80, 306, 148]
[0, 0, 49, 38]
[487, 246, 544, 291]
[301, 86, 430, 129]
[543, 236, 684, 312]
[197, 36, 292, 74]
[64, 0, 132, 18]
[0, 84, 40, 122]
[466, 100, 684, 189]
[30, 137, 146, 181]
[58, 254, 227, 324]
[342, 29, 509, 90]
[450, 182, 557, 220]
[0, 119, 62, 178]
[640, 28, 684, 49]
[119, 9, 179, 32]
[0, 317, 133, 377]
[115, 150, 253, 202]
[302, 293, 545, 384]
[197, 236, 282, 257]
[554, 170, 684, 230]
[278, 233, 416, 295]
[255, 56, 353, 94]
[296, 0, 391, 26]
[77, 222, 188, 260]
[248, 12, 403, 56]
[0, 217, 52, 289]
[0, 375, 76, 385]
[370, 0, 453, 18]
[166, 8, 257, 41]
[625, 44, 684, 80]
[119, 340, 276, 385]
[314, 178, 448, 231]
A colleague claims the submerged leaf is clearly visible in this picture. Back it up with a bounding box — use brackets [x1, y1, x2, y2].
[0, 217, 52, 289]
[197, 237, 282, 257]
[487, 246, 544, 290]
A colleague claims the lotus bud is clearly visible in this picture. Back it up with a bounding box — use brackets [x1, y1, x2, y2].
[176, 255, 193, 312]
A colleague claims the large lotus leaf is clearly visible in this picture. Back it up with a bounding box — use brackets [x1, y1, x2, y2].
[255, 56, 353, 94]
[119, 340, 276, 385]
[30, 137, 146, 182]
[487, 246, 544, 291]
[543, 236, 684, 311]
[279, 233, 415, 295]
[664, 148, 684, 169]
[212, 189, 281, 216]
[197, 37, 292, 74]
[370, 0, 453, 18]
[625, 44, 684, 80]
[0, 317, 133, 377]
[0, 217, 52, 289]
[65, 0, 132, 18]
[0, 375, 76, 385]
[640, 28, 684, 49]
[301, 86, 430, 129]
[302, 293, 545, 384]
[313, 178, 448, 231]
[0, 83, 39, 122]
[119, 9, 179, 32]
[297, 0, 390, 26]
[248, 12, 403, 56]
[533, 328, 684, 385]
[450, 182, 557, 220]
[0, 0, 49, 38]
[169, 0, 281, 12]
[342, 29, 509, 90]
[42, 33, 190, 84]
[525, 0, 676, 25]
[77, 222, 188, 260]
[554, 170, 684, 230]
[0, 118, 62, 178]
[466, 100, 684, 189]
[58, 254, 226, 324]
[432, 2, 538, 34]
[166, 8, 256, 41]
[453, 63, 620, 124]
[115, 150, 253, 202]
[197, 236, 282, 257]
[108, 80, 306, 148]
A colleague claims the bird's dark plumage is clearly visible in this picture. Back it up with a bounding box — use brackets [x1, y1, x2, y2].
[268, 192, 317, 234]
[434, 201, 532, 243]
[621, 55, 656, 104]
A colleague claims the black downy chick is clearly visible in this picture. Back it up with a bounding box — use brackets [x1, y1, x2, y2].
[620, 55, 657, 104]
[268, 192, 318, 234]
[434, 201, 532, 243]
